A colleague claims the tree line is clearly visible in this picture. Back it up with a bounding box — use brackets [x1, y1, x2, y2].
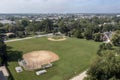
[0, 17, 120, 38]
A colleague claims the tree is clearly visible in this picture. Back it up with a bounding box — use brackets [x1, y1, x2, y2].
[93, 33, 103, 42]
[115, 48, 120, 55]
[2, 23, 18, 33]
[26, 23, 36, 32]
[74, 30, 83, 38]
[59, 26, 70, 35]
[0, 23, 3, 27]
[16, 31, 25, 38]
[102, 24, 114, 32]
[53, 24, 59, 35]
[86, 51, 120, 80]
[21, 19, 29, 27]
[111, 30, 120, 46]
[84, 29, 93, 40]
[97, 43, 113, 56]
[58, 20, 70, 35]
[0, 37, 7, 65]
[83, 23, 96, 40]
[42, 19, 53, 33]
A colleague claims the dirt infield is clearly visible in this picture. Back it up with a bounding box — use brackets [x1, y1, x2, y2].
[23, 50, 59, 70]
[48, 36, 67, 41]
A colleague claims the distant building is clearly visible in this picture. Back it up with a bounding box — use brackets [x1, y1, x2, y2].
[0, 20, 15, 24]
[116, 15, 120, 17]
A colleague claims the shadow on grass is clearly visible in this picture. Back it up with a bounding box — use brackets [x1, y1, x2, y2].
[7, 46, 22, 62]
[6, 46, 23, 80]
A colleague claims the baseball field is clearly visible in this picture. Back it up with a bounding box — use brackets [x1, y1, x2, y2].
[6, 37, 101, 80]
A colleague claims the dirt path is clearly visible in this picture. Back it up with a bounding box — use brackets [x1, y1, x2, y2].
[70, 71, 87, 80]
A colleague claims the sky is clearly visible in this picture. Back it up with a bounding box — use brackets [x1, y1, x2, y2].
[0, 0, 120, 13]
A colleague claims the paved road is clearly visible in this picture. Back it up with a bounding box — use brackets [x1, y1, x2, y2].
[5, 33, 53, 43]
[70, 71, 87, 80]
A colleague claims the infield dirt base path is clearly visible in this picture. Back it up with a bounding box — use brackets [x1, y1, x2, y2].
[23, 50, 59, 70]
[70, 71, 87, 80]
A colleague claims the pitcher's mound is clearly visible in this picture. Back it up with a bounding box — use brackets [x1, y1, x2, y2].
[48, 36, 67, 41]
[22, 50, 59, 70]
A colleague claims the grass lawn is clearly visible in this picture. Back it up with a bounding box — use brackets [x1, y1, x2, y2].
[6, 37, 101, 80]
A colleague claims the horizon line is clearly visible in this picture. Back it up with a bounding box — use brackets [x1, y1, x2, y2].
[0, 13, 120, 14]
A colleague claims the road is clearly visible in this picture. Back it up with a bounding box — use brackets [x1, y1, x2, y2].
[5, 33, 53, 43]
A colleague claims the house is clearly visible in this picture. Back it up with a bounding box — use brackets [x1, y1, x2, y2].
[103, 32, 113, 43]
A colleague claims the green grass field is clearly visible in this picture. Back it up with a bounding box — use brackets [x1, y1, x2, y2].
[6, 37, 101, 80]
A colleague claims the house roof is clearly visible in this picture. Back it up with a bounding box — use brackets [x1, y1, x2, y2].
[0, 66, 9, 77]
[0, 71, 7, 80]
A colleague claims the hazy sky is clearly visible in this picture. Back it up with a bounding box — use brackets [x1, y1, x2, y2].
[0, 0, 120, 13]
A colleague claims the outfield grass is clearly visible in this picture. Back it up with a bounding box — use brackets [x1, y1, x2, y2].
[6, 37, 101, 80]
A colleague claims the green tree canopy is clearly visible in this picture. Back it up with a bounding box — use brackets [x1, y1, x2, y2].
[74, 29, 83, 38]
[86, 50, 120, 80]
[21, 19, 29, 27]
[97, 43, 113, 56]
[93, 33, 103, 42]
[111, 30, 120, 46]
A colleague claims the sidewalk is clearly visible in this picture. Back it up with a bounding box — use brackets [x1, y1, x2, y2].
[70, 71, 87, 80]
